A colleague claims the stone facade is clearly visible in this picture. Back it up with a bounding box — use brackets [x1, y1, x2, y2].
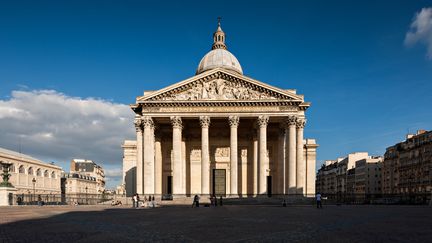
[70, 159, 105, 193]
[0, 147, 61, 195]
[383, 130, 432, 194]
[316, 152, 383, 200]
[354, 157, 383, 197]
[122, 140, 137, 196]
[316, 160, 339, 194]
[61, 172, 98, 195]
[124, 22, 318, 198]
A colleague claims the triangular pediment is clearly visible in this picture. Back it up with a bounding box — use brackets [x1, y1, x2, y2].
[137, 68, 304, 102]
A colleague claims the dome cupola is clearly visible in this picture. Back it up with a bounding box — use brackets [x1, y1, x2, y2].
[212, 17, 227, 50]
[196, 18, 243, 75]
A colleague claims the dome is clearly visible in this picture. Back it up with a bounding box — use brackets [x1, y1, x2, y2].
[195, 19, 243, 75]
[196, 49, 243, 75]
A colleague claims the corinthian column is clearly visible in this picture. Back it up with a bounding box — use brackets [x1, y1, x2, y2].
[142, 116, 154, 195]
[257, 115, 269, 195]
[286, 115, 297, 194]
[229, 115, 239, 197]
[296, 118, 306, 195]
[134, 118, 143, 195]
[252, 132, 258, 196]
[154, 135, 162, 196]
[277, 126, 286, 195]
[199, 116, 210, 196]
[170, 116, 183, 196]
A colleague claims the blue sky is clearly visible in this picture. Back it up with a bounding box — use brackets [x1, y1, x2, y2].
[1, 0, 432, 188]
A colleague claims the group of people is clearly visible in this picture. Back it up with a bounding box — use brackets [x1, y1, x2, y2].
[132, 194, 157, 208]
[132, 193, 323, 208]
[192, 195, 223, 208]
[210, 195, 223, 206]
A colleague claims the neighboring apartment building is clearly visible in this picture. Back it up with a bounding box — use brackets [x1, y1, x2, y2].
[316, 160, 338, 194]
[70, 159, 105, 193]
[0, 147, 62, 195]
[316, 152, 383, 200]
[61, 172, 97, 195]
[383, 130, 432, 194]
[346, 168, 356, 197]
[336, 152, 369, 195]
[355, 157, 383, 199]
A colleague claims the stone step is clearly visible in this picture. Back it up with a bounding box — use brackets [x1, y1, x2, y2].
[115, 196, 316, 206]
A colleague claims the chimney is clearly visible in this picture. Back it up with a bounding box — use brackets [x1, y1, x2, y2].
[416, 130, 426, 135]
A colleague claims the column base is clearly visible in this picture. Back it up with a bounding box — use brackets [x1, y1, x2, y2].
[0, 187, 17, 206]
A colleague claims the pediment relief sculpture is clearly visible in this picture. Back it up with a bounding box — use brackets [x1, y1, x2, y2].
[161, 79, 277, 101]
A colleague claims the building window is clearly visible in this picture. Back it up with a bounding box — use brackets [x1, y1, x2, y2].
[51, 171, 56, 179]
[9, 164, 15, 173]
[44, 170, 49, 177]
[36, 169, 41, 177]
[19, 165, 25, 174]
[28, 167, 33, 175]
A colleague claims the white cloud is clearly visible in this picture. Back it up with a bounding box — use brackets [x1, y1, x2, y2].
[405, 7, 432, 59]
[0, 90, 135, 188]
[104, 168, 123, 177]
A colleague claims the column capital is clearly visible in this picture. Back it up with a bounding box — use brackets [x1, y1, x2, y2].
[134, 117, 143, 132]
[257, 115, 269, 128]
[170, 116, 183, 129]
[141, 116, 154, 129]
[285, 115, 297, 127]
[199, 116, 211, 128]
[228, 115, 240, 128]
[296, 118, 306, 129]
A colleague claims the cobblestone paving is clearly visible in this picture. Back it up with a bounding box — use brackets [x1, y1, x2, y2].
[0, 205, 431, 242]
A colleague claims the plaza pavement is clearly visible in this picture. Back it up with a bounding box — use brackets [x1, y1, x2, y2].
[0, 204, 431, 242]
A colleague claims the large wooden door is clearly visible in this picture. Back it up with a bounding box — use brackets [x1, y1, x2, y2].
[267, 176, 272, 197]
[213, 169, 226, 197]
[167, 176, 172, 195]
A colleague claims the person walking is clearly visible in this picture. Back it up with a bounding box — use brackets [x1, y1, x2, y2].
[37, 195, 43, 206]
[151, 195, 155, 208]
[316, 192, 322, 209]
[133, 194, 138, 208]
[192, 194, 199, 208]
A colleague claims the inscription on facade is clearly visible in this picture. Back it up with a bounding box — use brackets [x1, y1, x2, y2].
[142, 106, 297, 113]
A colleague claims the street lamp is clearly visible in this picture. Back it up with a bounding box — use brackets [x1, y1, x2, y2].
[85, 186, 88, 204]
[32, 177, 36, 203]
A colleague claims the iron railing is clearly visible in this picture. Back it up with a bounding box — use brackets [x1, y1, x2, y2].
[14, 193, 113, 205]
